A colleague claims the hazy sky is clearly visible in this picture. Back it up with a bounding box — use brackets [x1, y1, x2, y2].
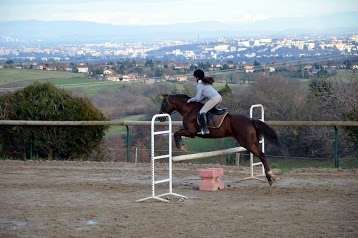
[0, 0, 357, 25]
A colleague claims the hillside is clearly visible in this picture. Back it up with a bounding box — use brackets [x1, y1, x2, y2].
[1, 12, 357, 42]
[0, 68, 178, 118]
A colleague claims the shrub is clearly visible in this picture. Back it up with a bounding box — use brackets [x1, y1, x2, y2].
[0, 82, 109, 160]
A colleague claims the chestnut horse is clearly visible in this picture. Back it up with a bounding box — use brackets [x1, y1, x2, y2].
[158, 94, 281, 186]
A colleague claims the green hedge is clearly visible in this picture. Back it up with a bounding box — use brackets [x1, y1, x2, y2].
[0, 82, 109, 160]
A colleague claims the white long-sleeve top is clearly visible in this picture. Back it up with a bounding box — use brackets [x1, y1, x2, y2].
[188, 80, 220, 102]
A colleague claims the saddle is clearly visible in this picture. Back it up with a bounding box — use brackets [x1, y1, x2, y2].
[197, 108, 228, 129]
[209, 107, 226, 115]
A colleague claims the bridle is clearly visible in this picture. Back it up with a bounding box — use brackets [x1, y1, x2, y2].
[161, 95, 174, 115]
[161, 95, 185, 115]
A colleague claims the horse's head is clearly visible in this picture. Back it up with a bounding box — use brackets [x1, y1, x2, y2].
[158, 93, 172, 122]
[158, 93, 190, 122]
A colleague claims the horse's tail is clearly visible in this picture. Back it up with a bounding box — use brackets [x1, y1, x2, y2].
[252, 119, 281, 148]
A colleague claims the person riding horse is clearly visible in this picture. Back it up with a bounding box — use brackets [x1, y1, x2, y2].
[187, 69, 222, 135]
[159, 93, 282, 186]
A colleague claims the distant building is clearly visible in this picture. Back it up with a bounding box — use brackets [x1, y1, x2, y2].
[122, 75, 130, 82]
[174, 75, 187, 81]
[260, 38, 272, 43]
[77, 65, 89, 73]
[238, 41, 250, 47]
[64, 65, 72, 72]
[44, 65, 56, 71]
[244, 64, 254, 73]
[105, 74, 122, 81]
[31, 63, 43, 70]
[103, 69, 115, 75]
[268, 67, 276, 72]
[304, 65, 313, 71]
[127, 73, 140, 80]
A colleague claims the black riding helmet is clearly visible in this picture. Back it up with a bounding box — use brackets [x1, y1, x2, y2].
[193, 69, 205, 79]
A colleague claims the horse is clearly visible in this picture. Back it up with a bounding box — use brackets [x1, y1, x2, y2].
[158, 93, 281, 186]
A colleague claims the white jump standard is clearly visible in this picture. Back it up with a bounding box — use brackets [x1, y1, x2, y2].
[136, 114, 187, 202]
[238, 104, 266, 181]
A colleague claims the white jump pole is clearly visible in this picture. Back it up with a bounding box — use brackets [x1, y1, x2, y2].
[173, 147, 246, 162]
[136, 114, 187, 203]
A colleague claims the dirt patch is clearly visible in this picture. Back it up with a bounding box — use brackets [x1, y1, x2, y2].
[1, 160, 357, 238]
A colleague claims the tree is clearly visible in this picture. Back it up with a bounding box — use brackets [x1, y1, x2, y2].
[145, 59, 154, 68]
[331, 74, 358, 147]
[342, 59, 352, 69]
[253, 60, 261, 67]
[221, 64, 229, 70]
[132, 67, 144, 75]
[238, 76, 333, 157]
[313, 63, 322, 70]
[218, 83, 232, 96]
[154, 68, 163, 77]
[0, 82, 109, 160]
[6, 60, 14, 65]
[317, 69, 329, 78]
[189, 64, 196, 70]
[309, 78, 333, 98]
[306, 72, 358, 158]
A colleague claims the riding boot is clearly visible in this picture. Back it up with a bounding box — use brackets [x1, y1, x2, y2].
[198, 112, 210, 135]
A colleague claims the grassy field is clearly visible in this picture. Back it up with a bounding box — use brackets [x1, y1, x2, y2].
[244, 156, 358, 171]
[0, 68, 85, 84]
[0, 68, 129, 95]
[105, 114, 146, 138]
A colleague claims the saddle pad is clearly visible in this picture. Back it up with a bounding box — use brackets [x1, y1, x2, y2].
[197, 112, 229, 129]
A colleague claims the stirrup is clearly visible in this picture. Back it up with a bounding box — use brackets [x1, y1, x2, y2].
[197, 129, 205, 135]
[197, 127, 210, 135]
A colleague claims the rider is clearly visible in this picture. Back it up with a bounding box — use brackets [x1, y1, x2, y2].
[187, 69, 222, 135]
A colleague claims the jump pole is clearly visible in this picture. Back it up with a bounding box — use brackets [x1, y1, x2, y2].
[136, 114, 187, 203]
[172, 147, 246, 162]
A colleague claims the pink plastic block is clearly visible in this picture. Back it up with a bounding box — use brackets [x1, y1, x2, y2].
[199, 168, 224, 191]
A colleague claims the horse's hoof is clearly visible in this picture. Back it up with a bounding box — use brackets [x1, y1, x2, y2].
[180, 144, 188, 152]
[269, 180, 273, 186]
[267, 170, 277, 182]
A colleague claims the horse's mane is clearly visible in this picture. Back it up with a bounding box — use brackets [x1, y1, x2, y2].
[169, 94, 203, 109]
[171, 94, 202, 104]
[171, 94, 190, 100]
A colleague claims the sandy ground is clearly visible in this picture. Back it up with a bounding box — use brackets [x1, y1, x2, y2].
[0, 160, 357, 238]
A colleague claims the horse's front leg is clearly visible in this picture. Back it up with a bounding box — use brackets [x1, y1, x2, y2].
[173, 128, 197, 151]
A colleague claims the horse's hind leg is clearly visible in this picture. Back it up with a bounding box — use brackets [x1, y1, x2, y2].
[231, 115, 277, 185]
[245, 143, 276, 186]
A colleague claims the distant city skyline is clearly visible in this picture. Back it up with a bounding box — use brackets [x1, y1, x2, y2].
[1, 0, 358, 26]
